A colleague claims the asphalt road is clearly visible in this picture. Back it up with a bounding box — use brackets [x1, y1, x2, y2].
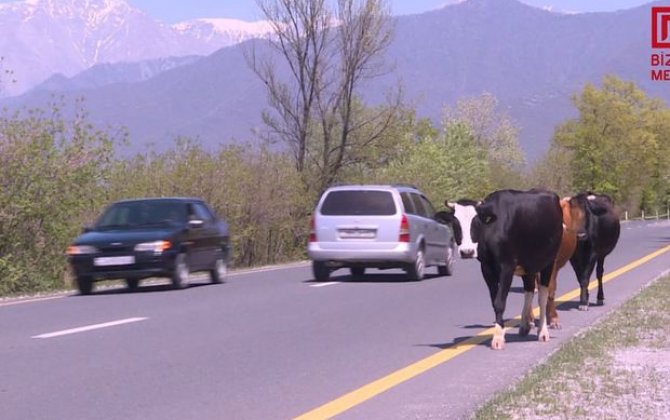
[1, 220, 669, 420]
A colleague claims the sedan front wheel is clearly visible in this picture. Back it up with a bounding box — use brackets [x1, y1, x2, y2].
[171, 253, 189, 289]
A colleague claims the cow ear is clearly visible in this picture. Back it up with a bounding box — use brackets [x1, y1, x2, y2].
[434, 211, 453, 224]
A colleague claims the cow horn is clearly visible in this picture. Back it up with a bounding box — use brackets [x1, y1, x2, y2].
[587, 195, 596, 201]
[446, 201, 455, 208]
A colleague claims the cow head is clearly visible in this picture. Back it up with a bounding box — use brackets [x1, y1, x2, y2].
[445, 199, 480, 259]
[571, 192, 617, 239]
[562, 196, 587, 240]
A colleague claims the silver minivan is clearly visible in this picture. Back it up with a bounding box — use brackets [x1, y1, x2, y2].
[307, 185, 457, 281]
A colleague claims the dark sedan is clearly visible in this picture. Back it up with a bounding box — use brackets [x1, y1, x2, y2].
[67, 197, 230, 295]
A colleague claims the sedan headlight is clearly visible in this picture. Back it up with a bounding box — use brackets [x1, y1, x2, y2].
[67, 245, 98, 255]
[134, 240, 172, 253]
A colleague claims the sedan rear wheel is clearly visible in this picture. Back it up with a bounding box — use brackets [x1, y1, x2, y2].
[438, 243, 455, 276]
[171, 253, 189, 289]
[125, 278, 140, 291]
[210, 257, 227, 284]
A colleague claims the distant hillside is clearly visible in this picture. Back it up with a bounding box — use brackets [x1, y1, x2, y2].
[3, 0, 666, 160]
[32, 56, 202, 92]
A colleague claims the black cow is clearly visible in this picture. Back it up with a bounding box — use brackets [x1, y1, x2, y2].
[473, 189, 563, 349]
[570, 192, 620, 310]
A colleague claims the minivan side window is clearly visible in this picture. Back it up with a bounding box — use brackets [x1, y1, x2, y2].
[410, 193, 430, 218]
[420, 196, 436, 218]
[400, 192, 416, 215]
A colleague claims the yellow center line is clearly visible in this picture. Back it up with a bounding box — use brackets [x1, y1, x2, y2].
[294, 244, 670, 420]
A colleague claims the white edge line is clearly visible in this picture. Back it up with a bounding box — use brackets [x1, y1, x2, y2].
[0, 295, 67, 308]
[1, 262, 313, 308]
[32, 317, 148, 339]
[310, 282, 341, 288]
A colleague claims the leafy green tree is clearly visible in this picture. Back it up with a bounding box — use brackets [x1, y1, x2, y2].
[443, 92, 525, 189]
[377, 122, 491, 205]
[551, 75, 669, 214]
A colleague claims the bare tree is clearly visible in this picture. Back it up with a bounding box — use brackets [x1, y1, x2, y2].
[247, 0, 398, 191]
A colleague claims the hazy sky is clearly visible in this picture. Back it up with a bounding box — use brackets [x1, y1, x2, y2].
[0, 0, 656, 22]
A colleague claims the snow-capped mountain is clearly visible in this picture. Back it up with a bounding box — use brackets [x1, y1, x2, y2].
[0, 0, 271, 96]
[173, 18, 274, 48]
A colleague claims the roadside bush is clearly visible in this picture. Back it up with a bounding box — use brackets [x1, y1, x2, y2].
[106, 139, 309, 268]
[0, 101, 118, 294]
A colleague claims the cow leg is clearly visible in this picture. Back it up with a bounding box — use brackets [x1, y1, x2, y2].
[537, 264, 553, 342]
[519, 274, 536, 337]
[577, 256, 597, 311]
[491, 264, 514, 350]
[480, 261, 499, 319]
[596, 257, 605, 305]
[547, 261, 560, 329]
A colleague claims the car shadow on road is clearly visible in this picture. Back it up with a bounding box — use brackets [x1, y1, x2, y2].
[304, 272, 443, 284]
[69, 281, 213, 296]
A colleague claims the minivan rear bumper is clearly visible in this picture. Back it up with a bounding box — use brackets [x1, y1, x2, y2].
[308, 242, 416, 265]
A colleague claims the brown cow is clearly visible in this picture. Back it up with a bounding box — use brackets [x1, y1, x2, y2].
[528, 196, 586, 329]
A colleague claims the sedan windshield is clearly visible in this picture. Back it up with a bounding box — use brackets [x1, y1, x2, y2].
[96, 201, 187, 229]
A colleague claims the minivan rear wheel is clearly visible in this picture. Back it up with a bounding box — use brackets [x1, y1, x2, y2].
[406, 248, 425, 281]
[312, 261, 330, 282]
[438, 244, 455, 276]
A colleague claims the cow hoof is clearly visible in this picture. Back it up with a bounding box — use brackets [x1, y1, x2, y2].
[491, 336, 505, 350]
[578, 304, 589, 311]
[518, 324, 532, 337]
[538, 328, 550, 342]
[491, 324, 506, 350]
[597, 299, 605, 306]
[549, 320, 562, 329]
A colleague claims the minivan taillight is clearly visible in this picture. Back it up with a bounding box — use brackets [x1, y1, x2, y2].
[399, 214, 410, 242]
[309, 215, 317, 242]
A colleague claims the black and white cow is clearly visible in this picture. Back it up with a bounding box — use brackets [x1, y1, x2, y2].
[471, 189, 563, 349]
[445, 199, 480, 258]
[570, 192, 620, 311]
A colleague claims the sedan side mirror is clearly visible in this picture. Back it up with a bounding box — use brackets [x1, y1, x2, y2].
[188, 219, 205, 229]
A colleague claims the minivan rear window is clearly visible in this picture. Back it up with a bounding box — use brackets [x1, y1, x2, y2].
[320, 190, 397, 216]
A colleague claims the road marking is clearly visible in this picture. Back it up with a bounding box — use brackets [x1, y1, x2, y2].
[0, 295, 66, 308]
[294, 244, 670, 420]
[32, 317, 148, 339]
[310, 282, 341, 288]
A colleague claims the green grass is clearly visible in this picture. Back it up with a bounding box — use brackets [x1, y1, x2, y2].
[473, 274, 670, 419]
